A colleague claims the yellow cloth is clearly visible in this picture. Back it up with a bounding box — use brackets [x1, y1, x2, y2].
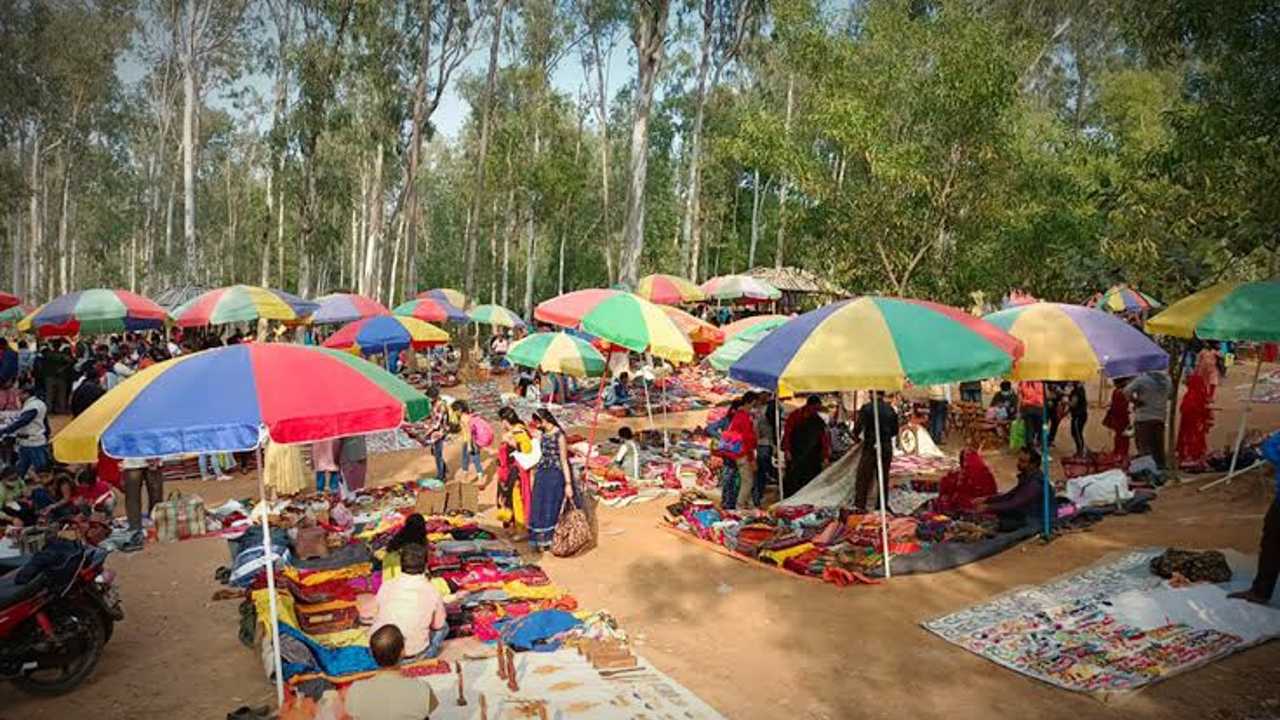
[501, 581, 564, 600]
[431, 578, 450, 597]
[253, 589, 369, 648]
[264, 441, 309, 496]
[282, 563, 373, 586]
[759, 543, 815, 566]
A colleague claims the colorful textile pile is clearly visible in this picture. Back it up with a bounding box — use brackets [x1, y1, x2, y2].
[572, 433, 718, 506]
[923, 548, 1280, 698]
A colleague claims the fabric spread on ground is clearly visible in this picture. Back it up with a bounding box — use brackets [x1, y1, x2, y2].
[922, 548, 1280, 699]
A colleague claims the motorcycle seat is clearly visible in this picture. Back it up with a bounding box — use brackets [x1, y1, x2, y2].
[0, 572, 47, 607]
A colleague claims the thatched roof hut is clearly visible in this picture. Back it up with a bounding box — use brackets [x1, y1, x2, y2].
[745, 266, 847, 310]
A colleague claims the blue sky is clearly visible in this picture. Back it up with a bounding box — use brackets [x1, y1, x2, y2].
[117, 29, 635, 140]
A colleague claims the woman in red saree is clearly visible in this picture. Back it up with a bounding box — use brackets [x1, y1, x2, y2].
[1103, 381, 1131, 460]
[934, 448, 997, 514]
[1177, 374, 1214, 468]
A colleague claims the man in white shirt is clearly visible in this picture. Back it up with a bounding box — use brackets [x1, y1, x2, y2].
[0, 384, 51, 480]
[105, 352, 135, 390]
[371, 544, 449, 658]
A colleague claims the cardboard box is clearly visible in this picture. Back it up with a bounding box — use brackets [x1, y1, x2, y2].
[416, 488, 447, 515]
[445, 481, 479, 514]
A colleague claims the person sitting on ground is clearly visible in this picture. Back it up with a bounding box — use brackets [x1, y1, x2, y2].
[934, 445, 997, 514]
[604, 372, 631, 408]
[343, 624, 439, 720]
[72, 466, 115, 516]
[990, 380, 1018, 422]
[976, 446, 1047, 532]
[612, 426, 641, 479]
[1228, 430, 1280, 606]
[386, 513, 427, 554]
[371, 543, 449, 659]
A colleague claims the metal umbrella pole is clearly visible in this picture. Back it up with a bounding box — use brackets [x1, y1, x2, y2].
[256, 441, 285, 707]
[1202, 356, 1264, 491]
[873, 395, 892, 578]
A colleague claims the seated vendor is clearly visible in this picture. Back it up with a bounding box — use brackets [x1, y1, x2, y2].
[976, 447, 1046, 532]
[370, 543, 449, 658]
[72, 467, 115, 516]
[613, 426, 641, 479]
[385, 513, 427, 553]
[0, 466, 35, 525]
[343, 624, 439, 720]
[604, 372, 632, 408]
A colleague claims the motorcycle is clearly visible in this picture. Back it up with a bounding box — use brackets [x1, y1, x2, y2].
[0, 534, 124, 696]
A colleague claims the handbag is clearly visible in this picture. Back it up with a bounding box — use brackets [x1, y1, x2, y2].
[154, 492, 207, 542]
[551, 497, 591, 557]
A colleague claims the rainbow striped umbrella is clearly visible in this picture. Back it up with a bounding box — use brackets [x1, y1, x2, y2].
[393, 297, 470, 325]
[53, 344, 429, 463]
[635, 274, 706, 305]
[721, 314, 789, 340]
[1147, 281, 1280, 341]
[18, 289, 169, 336]
[417, 288, 470, 310]
[708, 316, 789, 371]
[0, 292, 19, 312]
[311, 293, 390, 325]
[0, 304, 35, 328]
[983, 303, 1168, 381]
[507, 332, 606, 378]
[700, 275, 780, 302]
[661, 306, 724, 345]
[322, 315, 449, 355]
[469, 303, 525, 328]
[731, 297, 1022, 394]
[535, 289, 693, 363]
[1086, 284, 1162, 314]
[172, 285, 318, 327]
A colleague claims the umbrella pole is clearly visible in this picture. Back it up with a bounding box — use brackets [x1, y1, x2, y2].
[257, 443, 285, 708]
[586, 350, 611, 454]
[774, 396, 783, 502]
[642, 374, 656, 432]
[873, 398, 891, 579]
[1042, 411, 1052, 540]
[1202, 356, 1263, 491]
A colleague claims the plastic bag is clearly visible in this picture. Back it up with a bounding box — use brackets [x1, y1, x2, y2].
[1008, 418, 1026, 451]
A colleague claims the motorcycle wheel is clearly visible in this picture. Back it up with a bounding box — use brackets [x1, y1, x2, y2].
[12, 601, 106, 697]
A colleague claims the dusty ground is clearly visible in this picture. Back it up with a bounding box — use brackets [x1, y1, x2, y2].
[4, 375, 1279, 720]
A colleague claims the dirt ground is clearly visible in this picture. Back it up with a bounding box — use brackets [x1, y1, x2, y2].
[4, 375, 1279, 720]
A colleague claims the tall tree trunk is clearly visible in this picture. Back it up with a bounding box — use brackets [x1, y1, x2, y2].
[774, 75, 794, 270]
[749, 169, 762, 268]
[57, 154, 71, 294]
[362, 146, 384, 296]
[680, 0, 714, 279]
[262, 171, 273, 285]
[619, 0, 671, 285]
[558, 231, 566, 296]
[501, 187, 514, 308]
[28, 133, 41, 300]
[523, 205, 537, 321]
[462, 0, 507, 355]
[489, 196, 499, 304]
[588, 33, 614, 283]
[180, 49, 198, 282]
[164, 176, 176, 263]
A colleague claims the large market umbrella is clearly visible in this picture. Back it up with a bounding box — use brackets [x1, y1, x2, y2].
[730, 297, 1023, 577]
[322, 315, 449, 355]
[700, 275, 781, 302]
[721, 314, 789, 340]
[469, 303, 526, 329]
[0, 304, 35, 328]
[0, 292, 20, 312]
[536, 289, 694, 448]
[1087, 284, 1162, 315]
[310, 293, 390, 325]
[708, 316, 790, 372]
[984, 302, 1169, 538]
[534, 289, 693, 363]
[635, 274, 706, 305]
[660, 306, 724, 348]
[19, 289, 169, 336]
[171, 285, 318, 327]
[1147, 281, 1280, 483]
[417, 288, 471, 310]
[983, 303, 1169, 381]
[507, 331, 606, 378]
[53, 343, 430, 708]
[393, 297, 470, 325]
